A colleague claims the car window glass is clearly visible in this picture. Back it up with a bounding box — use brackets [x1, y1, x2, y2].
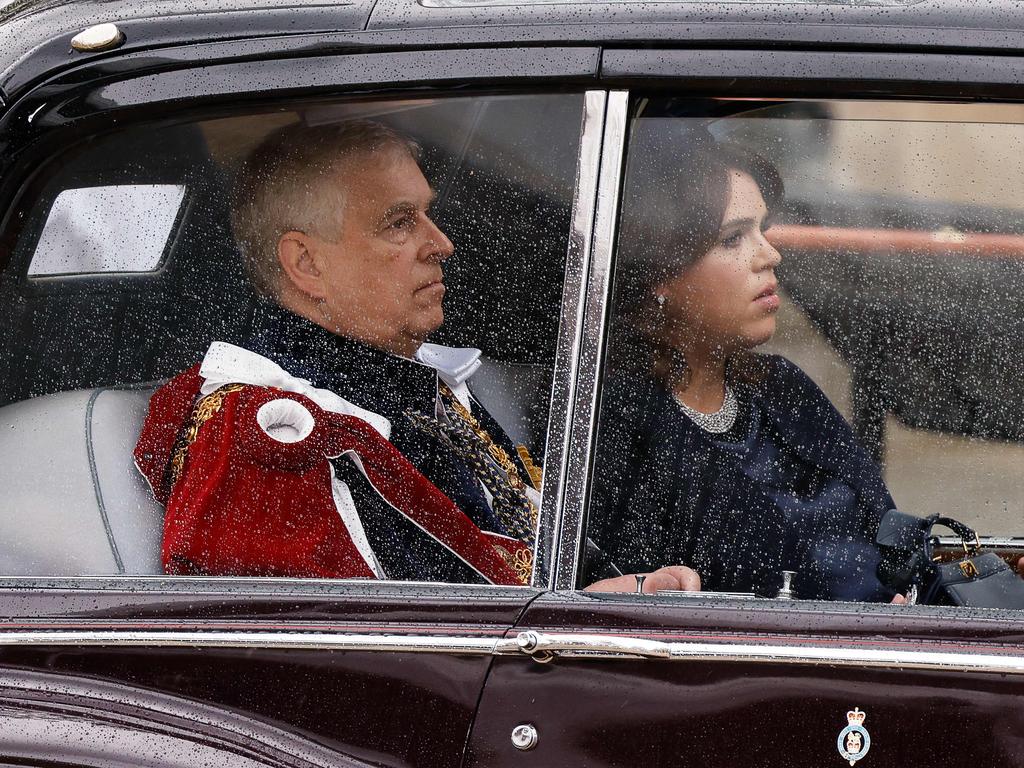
[584, 98, 1024, 606]
[0, 93, 585, 586]
[29, 185, 186, 276]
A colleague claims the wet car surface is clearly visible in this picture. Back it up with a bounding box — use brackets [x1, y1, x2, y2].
[1, 0, 1024, 765]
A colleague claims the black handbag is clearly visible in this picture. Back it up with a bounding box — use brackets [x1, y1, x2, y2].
[876, 510, 1024, 609]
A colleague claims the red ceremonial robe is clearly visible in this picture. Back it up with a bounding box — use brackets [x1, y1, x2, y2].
[134, 343, 529, 585]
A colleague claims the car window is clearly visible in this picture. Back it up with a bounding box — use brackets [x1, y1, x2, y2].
[584, 97, 1024, 604]
[29, 184, 187, 276]
[0, 93, 586, 585]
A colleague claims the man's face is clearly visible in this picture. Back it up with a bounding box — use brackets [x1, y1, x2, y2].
[304, 149, 454, 356]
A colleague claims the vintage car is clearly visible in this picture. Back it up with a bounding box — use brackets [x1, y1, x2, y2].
[1, 0, 1023, 765]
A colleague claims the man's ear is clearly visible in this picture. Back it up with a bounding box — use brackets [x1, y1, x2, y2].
[278, 231, 326, 300]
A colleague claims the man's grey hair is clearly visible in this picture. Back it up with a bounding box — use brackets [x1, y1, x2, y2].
[230, 119, 421, 298]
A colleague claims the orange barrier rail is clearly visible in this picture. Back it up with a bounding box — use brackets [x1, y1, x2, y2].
[767, 224, 1024, 259]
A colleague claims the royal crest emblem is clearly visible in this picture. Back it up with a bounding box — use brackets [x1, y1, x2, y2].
[836, 707, 871, 765]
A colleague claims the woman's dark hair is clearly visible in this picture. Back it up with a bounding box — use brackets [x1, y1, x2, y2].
[611, 122, 784, 386]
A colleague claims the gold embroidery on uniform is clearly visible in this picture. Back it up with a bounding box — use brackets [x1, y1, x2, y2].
[511, 546, 534, 585]
[437, 383, 540, 584]
[410, 383, 540, 583]
[495, 544, 534, 586]
[168, 383, 245, 486]
[515, 445, 543, 491]
[439, 382, 539, 532]
[440, 385, 540, 505]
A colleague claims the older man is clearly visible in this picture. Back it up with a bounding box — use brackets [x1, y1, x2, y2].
[134, 118, 698, 592]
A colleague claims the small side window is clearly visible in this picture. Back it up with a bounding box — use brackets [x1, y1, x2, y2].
[29, 184, 186, 276]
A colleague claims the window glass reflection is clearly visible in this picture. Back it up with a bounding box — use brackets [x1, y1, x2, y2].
[30, 185, 186, 275]
[586, 99, 1024, 602]
[0, 94, 584, 583]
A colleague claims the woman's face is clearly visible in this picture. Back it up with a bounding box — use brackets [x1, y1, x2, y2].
[658, 169, 781, 356]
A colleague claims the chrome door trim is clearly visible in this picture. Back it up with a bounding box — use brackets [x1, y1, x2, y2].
[535, 89, 608, 587]
[497, 631, 1024, 674]
[552, 89, 629, 591]
[2, 629, 1023, 675]
[0, 630, 501, 654]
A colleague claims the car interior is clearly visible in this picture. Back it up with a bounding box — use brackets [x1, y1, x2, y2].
[0, 94, 583, 576]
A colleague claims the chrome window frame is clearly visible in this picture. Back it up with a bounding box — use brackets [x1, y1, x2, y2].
[2, 628, 1023, 677]
[550, 90, 629, 591]
[533, 89, 608, 587]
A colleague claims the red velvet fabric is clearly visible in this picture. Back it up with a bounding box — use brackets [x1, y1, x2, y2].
[135, 374, 527, 584]
[134, 364, 204, 505]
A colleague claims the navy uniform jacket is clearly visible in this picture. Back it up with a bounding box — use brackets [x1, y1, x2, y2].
[587, 354, 896, 601]
[248, 301, 531, 584]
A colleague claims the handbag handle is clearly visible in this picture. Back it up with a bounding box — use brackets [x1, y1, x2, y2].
[921, 514, 981, 560]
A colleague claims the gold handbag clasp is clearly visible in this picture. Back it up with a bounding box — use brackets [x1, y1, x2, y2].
[958, 560, 979, 579]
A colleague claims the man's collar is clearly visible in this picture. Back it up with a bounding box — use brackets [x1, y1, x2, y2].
[199, 341, 393, 439]
[249, 302, 481, 418]
[415, 343, 481, 387]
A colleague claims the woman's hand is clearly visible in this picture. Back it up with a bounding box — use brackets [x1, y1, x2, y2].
[584, 565, 701, 594]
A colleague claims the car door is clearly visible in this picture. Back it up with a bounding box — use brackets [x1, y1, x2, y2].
[0, 585, 529, 768]
[0, 37, 602, 766]
[467, 55, 1024, 767]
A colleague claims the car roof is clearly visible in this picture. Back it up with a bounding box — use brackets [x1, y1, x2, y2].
[3, 0, 1024, 109]
[368, 0, 1024, 40]
[0, 0, 375, 105]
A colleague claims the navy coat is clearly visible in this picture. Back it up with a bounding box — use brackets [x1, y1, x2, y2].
[587, 354, 896, 601]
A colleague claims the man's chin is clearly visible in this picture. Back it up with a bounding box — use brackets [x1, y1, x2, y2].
[409, 310, 445, 344]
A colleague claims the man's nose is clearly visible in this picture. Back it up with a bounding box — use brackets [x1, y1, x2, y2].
[422, 215, 454, 261]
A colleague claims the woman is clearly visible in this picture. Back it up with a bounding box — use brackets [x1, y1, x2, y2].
[585, 124, 898, 601]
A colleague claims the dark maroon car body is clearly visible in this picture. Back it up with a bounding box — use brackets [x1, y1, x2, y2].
[1, 0, 1024, 766]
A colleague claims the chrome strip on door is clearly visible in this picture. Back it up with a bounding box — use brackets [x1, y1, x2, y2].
[535, 90, 608, 588]
[0, 631, 500, 654]
[1, 629, 1023, 675]
[552, 90, 629, 591]
[495, 630, 1024, 674]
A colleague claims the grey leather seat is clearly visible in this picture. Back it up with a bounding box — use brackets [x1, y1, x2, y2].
[0, 386, 163, 576]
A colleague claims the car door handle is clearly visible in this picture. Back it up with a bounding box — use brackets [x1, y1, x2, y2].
[498, 630, 673, 663]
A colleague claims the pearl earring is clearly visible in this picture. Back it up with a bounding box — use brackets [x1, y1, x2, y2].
[656, 294, 666, 308]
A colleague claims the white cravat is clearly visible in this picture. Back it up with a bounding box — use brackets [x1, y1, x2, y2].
[415, 343, 481, 410]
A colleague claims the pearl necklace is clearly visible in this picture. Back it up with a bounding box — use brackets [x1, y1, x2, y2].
[672, 385, 738, 434]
